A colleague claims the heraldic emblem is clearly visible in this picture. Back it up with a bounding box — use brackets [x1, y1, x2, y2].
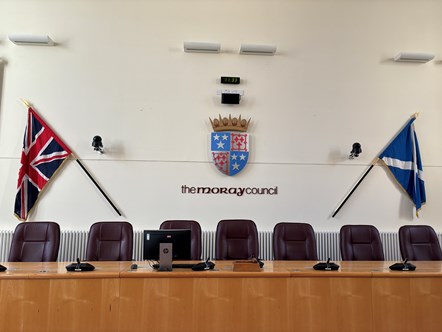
[209, 114, 251, 176]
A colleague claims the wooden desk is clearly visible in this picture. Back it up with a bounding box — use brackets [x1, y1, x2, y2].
[1, 261, 442, 332]
[119, 261, 374, 332]
[370, 261, 442, 332]
[0, 261, 126, 332]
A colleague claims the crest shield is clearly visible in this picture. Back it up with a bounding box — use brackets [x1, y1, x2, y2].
[211, 132, 250, 176]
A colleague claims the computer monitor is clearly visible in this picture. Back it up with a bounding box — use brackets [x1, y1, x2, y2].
[143, 229, 191, 260]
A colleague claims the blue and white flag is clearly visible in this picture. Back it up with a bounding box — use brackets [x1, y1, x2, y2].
[379, 117, 425, 215]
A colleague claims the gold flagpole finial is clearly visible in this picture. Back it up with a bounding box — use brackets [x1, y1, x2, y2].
[20, 99, 32, 108]
[412, 112, 420, 119]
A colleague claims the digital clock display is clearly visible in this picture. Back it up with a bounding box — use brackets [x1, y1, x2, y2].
[221, 76, 240, 84]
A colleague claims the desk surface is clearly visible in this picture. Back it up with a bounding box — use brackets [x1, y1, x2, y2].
[1, 261, 441, 332]
[1, 260, 442, 278]
[0, 261, 128, 279]
[119, 260, 442, 277]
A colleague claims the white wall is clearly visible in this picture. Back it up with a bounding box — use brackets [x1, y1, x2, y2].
[0, 0, 441, 232]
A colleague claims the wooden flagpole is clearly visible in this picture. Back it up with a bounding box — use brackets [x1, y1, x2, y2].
[331, 161, 377, 218]
[20, 99, 122, 216]
[73, 156, 122, 216]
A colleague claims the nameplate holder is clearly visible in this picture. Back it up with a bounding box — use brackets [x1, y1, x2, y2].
[233, 260, 262, 272]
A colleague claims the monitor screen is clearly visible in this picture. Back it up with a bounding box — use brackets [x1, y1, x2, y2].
[143, 229, 191, 260]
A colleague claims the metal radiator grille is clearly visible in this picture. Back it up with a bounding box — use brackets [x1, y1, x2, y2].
[0, 229, 428, 262]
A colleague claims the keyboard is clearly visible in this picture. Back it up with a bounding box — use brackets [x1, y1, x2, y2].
[152, 263, 194, 269]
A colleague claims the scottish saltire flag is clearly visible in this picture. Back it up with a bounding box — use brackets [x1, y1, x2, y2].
[379, 117, 425, 215]
[14, 108, 72, 220]
[211, 132, 249, 176]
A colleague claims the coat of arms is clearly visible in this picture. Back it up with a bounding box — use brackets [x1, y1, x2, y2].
[209, 115, 251, 176]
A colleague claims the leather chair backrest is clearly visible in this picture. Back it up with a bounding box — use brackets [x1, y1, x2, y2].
[8, 221, 60, 262]
[273, 222, 318, 260]
[215, 219, 259, 260]
[160, 220, 202, 260]
[86, 221, 133, 261]
[399, 225, 442, 260]
[340, 225, 384, 261]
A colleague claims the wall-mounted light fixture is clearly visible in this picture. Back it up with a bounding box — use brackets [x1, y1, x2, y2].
[393, 52, 434, 63]
[184, 41, 220, 53]
[92, 136, 104, 154]
[8, 34, 54, 46]
[240, 44, 276, 55]
[349, 142, 362, 159]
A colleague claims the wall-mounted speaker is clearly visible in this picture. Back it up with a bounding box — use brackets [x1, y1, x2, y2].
[221, 93, 240, 104]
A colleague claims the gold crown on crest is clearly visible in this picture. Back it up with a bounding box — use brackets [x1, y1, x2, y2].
[210, 114, 251, 132]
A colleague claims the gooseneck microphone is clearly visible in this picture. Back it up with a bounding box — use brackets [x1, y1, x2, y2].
[313, 257, 340, 271]
[402, 258, 409, 270]
[325, 258, 331, 270]
[191, 258, 215, 271]
[66, 258, 95, 272]
[204, 257, 211, 270]
[75, 258, 81, 271]
[389, 258, 416, 271]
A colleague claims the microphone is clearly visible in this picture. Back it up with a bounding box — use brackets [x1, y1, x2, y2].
[203, 257, 211, 270]
[66, 258, 95, 272]
[250, 256, 265, 268]
[325, 258, 331, 270]
[402, 258, 409, 270]
[192, 257, 215, 271]
[75, 258, 81, 272]
[389, 258, 416, 271]
[313, 257, 339, 271]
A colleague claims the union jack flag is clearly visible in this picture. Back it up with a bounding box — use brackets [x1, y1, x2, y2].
[14, 108, 72, 220]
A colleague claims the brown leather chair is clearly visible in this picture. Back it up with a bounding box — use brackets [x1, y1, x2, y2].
[160, 220, 202, 260]
[340, 225, 384, 261]
[399, 225, 442, 261]
[85, 221, 133, 261]
[273, 222, 318, 260]
[215, 219, 259, 260]
[8, 221, 60, 262]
